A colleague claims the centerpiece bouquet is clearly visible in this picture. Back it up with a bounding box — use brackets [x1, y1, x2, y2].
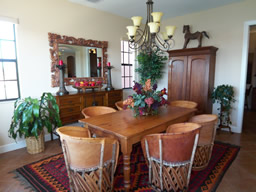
[123, 79, 169, 116]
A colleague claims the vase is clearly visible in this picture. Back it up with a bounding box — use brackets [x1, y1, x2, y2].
[133, 107, 157, 117]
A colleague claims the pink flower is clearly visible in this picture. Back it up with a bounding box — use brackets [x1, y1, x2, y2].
[145, 97, 154, 107]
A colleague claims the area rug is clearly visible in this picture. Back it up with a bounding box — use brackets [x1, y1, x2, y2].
[13, 141, 239, 192]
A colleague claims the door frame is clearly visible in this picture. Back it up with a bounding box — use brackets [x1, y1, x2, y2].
[237, 20, 256, 133]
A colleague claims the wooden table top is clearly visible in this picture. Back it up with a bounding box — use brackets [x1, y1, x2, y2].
[79, 106, 196, 139]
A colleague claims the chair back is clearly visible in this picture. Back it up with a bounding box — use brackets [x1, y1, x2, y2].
[142, 123, 201, 191]
[189, 114, 218, 145]
[170, 100, 198, 109]
[57, 126, 119, 192]
[81, 106, 117, 118]
[115, 101, 124, 111]
[189, 114, 218, 171]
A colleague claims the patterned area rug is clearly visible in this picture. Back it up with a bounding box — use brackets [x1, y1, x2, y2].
[14, 141, 239, 192]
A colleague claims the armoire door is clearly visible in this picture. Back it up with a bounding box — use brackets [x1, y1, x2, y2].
[168, 56, 188, 101]
[186, 54, 210, 114]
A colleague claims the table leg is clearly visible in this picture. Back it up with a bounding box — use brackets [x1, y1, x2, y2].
[121, 142, 132, 192]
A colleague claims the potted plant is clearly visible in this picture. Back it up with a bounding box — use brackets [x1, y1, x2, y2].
[211, 85, 235, 133]
[9, 92, 62, 154]
[136, 48, 168, 84]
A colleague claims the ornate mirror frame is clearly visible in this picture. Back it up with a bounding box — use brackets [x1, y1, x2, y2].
[48, 33, 108, 87]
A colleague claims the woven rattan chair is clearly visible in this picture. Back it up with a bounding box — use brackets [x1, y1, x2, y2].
[57, 126, 119, 192]
[142, 123, 201, 192]
[115, 101, 124, 111]
[170, 100, 198, 109]
[189, 114, 218, 171]
[81, 106, 117, 119]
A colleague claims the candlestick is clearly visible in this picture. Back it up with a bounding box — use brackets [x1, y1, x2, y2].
[105, 66, 114, 91]
[56, 64, 69, 96]
[97, 66, 101, 77]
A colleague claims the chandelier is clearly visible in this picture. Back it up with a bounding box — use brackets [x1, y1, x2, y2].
[126, 0, 176, 52]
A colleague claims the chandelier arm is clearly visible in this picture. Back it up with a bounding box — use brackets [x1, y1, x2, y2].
[155, 34, 170, 51]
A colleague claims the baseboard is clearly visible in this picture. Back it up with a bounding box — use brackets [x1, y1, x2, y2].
[0, 133, 59, 154]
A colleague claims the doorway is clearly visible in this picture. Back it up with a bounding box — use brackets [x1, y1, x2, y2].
[238, 21, 256, 133]
[67, 56, 76, 77]
[243, 25, 256, 132]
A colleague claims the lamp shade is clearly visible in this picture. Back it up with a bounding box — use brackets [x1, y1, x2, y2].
[166, 26, 176, 36]
[161, 32, 169, 40]
[148, 22, 160, 33]
[126, 26, 137, 37]
[131, 16, 143, 27]
[151, 12, 163, 23]
[127, 32, 135, 40]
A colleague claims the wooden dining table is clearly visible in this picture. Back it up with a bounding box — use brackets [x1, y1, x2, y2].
[79, 106, 196, 191]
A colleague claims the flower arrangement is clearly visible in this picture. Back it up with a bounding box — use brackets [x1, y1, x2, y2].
[123, 79, 169, 116]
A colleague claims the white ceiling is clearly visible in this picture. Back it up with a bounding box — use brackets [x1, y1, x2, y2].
[68, 0, 243, 20]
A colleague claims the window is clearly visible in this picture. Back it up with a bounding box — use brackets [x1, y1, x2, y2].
[121, 40, 135, 89]
[0, 21, 20, 101]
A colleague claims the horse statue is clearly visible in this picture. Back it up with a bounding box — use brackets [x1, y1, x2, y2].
[183, 25, 209, 49]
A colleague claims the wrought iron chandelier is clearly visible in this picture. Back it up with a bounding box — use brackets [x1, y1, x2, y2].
[126, 0, 176, 52]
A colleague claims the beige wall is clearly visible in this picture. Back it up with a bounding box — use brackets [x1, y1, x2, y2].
[0, 0, 130, 148]
[160, 0, 256, 133]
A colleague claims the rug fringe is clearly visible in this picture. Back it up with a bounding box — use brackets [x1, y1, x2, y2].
[12, 170, 36, 192]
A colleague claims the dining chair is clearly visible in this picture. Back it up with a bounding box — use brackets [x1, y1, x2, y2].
[81, 106, 117, 119]
[57, 126, 119, 192]
[142, 122, 201, 192]
[188, 114, 218, 170]
[115, 101, 124, 111]
[170, 100, 198, 109]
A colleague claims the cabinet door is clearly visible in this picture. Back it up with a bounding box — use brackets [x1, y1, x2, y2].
[168, 56, 187, 101]
[84, 93, 105, 107]
[106, 90, 123, 108]
[186, 54, 210, 113]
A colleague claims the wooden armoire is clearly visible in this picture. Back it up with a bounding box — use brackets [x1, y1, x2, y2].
[168, 46, 218, 114]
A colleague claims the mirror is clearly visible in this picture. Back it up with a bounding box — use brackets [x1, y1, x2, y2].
[48, 33, 108, 87]
[58, 44, 103, 78]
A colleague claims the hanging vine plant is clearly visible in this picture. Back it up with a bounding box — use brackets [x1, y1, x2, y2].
[211, 84, 236, 129]
[136, 48, 168, 84]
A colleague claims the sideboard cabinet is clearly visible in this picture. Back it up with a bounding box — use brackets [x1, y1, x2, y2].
[168, 46, 218, 114]
[55, 89, 123, 125]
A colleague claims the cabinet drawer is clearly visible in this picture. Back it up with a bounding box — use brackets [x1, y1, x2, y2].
[60, 106, 82, 117]
[59, 96, 82, 106]
[61, 114, 82, 125]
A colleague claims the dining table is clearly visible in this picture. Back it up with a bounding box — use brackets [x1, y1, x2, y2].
[79, 106, 196, 191]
